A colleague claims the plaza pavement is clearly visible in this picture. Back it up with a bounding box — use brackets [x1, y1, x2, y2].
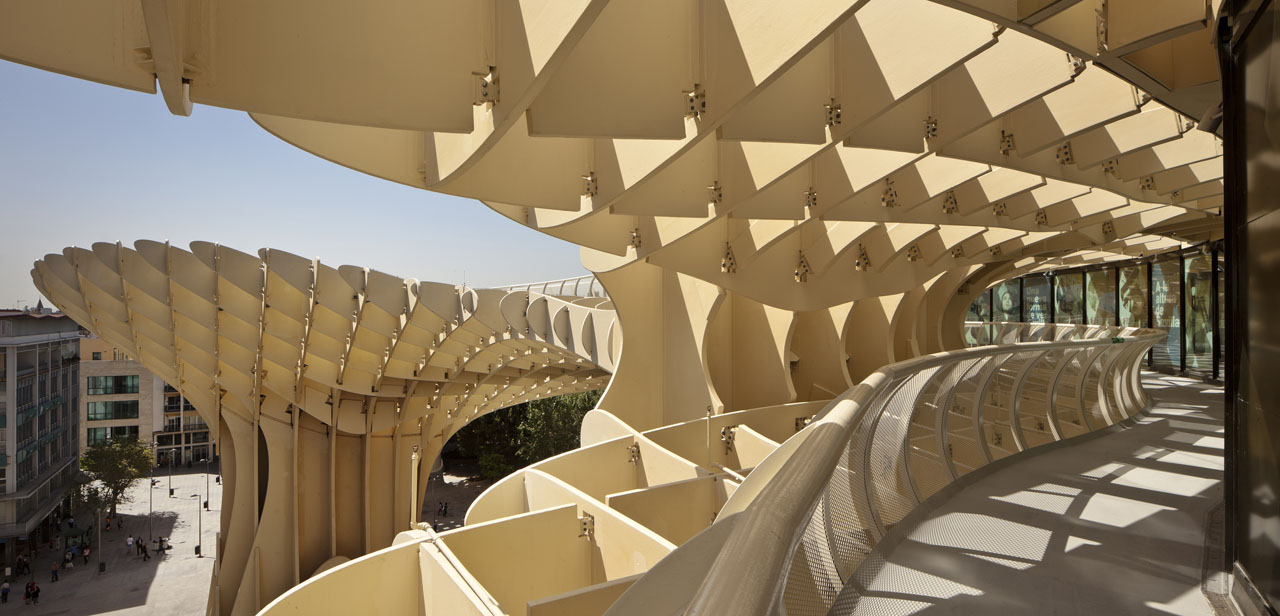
[12, 467, 221, 615]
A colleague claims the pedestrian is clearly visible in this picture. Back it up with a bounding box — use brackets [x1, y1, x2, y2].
[29, 584, 39, 606]
[141, 543, 150, 562]
[83, 546, 90, 565]
[136, 536, 144, 556]
[49, 562, 57, 582]
[63, 549, 71, 569]
[22, 583, 29, 606]
[67, 516, 74, 529]
[127, 535, 133, 555]
[2, 579, 9, 603]
[116, 518, 122, 531]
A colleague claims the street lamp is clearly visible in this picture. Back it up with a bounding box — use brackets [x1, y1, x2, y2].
[167, 449, 174, 497]
[149, 437, 157, 542]
[194, 491, 202, 558]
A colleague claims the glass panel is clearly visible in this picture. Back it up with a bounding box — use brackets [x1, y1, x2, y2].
[1022, 276, 1050, 323]
[1151, 257, 1182, 369]
[1086, 268, 1117, 326]
[965, 291, 991, 346]
[1184, 251, 1214, 376]
[966, 291, 990, 322]
[993, 280, 1020, 322]
[1119, 264, 1149, 327]
[1213, 251, 1223, 376]
[1053, 273, 1084, 324]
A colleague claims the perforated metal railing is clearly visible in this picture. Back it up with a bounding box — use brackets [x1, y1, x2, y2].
[674, 323, 1164, 616]
[498, 274, 607, 298]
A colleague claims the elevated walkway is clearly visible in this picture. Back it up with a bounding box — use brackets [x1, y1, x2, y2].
[832, 373, 1224, 615]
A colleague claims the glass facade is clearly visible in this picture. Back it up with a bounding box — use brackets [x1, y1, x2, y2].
[1085, 268, 1117, 326]
[1022, 276, 1050, 323]
[1118, 264, 1148, 327]
[1151, 256, 1182, 370]
[992, 280, 1020, 323]
[967, 243, 1224, 381]
[966, 289, 990, 322]
[1184, 252, 1214, 377]
[1053, 273, 1084, 324]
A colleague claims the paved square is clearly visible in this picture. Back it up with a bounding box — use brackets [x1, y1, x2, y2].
[14, 467, 221, 615]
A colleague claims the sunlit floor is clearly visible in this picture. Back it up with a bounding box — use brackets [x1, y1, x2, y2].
[833, 373, 1224, 616]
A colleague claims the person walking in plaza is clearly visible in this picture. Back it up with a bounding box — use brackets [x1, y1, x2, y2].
[82, 545, 90, 565]
[140, 542, 150, 562]
[28, 583, 39, 606]
[23, 581, 31, 605]
[2, 579, 10, 603]
[126, 535, 133, 555]
[49, 562, 57, 582]
[116, 517, 122, 531]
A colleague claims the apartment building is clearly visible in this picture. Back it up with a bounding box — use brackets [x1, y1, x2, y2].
[0, 308, 82, 562]
[80, 337, 215, 468]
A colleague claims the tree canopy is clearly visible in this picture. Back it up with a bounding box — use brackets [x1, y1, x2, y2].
[80, 439, 154, 515]
[452, 390, 602, 479]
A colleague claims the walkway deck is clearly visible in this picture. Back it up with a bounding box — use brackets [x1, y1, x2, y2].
[835, 373, 1225, 616]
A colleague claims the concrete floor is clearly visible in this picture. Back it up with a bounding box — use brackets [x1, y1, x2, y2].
[16, 467, 221, 615]
[836, 373, 1225, 616]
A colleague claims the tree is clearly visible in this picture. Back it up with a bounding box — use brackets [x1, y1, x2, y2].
[80, 439, 153, 516]
[515, 390, 601, 465]
[70, 478, 111, 518]
[449, 390, 603, 479]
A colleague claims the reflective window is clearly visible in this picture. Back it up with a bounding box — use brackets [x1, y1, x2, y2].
[1119, 264, 1148, 328]
[1184, 252, 1214, 376]
[1022, 276, 1050, 323]
[87, 375, 139, 395]
[1151, 257, 1182, 369]
[966, 291, 990, 322]
[1086, 268, 1118, 326]
[87, 400, 139, 421]
[1053, 273, 1084, 324]
[993, 280, 1020, 323]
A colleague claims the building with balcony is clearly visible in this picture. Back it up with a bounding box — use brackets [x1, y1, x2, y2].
[0, 309, 82, 564]
[79, 336, 216, 467]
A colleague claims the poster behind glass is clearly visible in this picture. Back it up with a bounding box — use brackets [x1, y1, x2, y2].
[1151, 257, 1181, 369]
[993, 280, 1020, 323]
[1022, 276, 1050, 323]
[1086, 269, 1117, 326]
[965, 291, 991, 346]
[1118, 264, 1148, 328]
[1053, 273, 1084, 324]
[1184, 252, 1213, 376]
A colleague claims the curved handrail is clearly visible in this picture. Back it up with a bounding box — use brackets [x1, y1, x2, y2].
[497, 274, 607, 298]
[609, 323, 1165, 616]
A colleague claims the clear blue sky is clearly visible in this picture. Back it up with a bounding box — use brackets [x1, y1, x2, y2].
[0, 60, 584, 309]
